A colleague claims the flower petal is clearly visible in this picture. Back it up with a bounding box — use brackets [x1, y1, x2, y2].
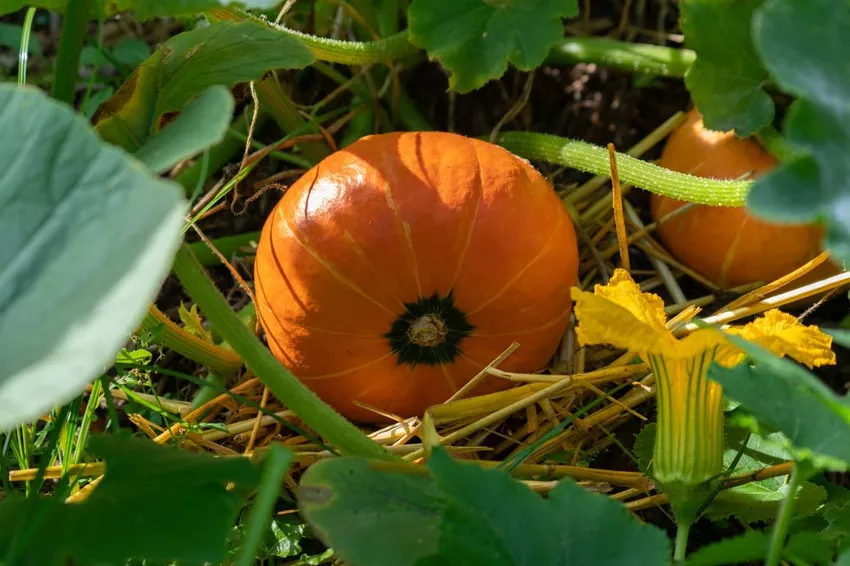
[570, 285, 674, 355]
[598, 269, 670, 334]
[730, 309, 836, 369]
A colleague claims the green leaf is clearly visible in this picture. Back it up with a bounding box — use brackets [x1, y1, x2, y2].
[298, 447, 671, 566]
[0, 84, 185, 432]
[0, 22, 42, 55]
[839, 548, 850, 566]
[82, 86, 114, 119]
[633, 421, 656, 474]
[685, 529, 835, 565]
[427, 448, 671, 565]
[407, 0, 578, 93]
[680, 0, 772, 136]
[825, 501, 850, 550]
[827, 328, 850, 350]
[0, 433, 265, 565]
[93, 20, 315, 152]
[298, 458, 446, 565]
[746, 0, 850, 265]
[110, 37, 152, 67]
[685, 530, 770, 566]
[704, 429, 826, 522]
[0, 0, 283, 20]
[784, 531, 836, 565]
[707, 333, 850, 471]
[135, 86, 235, 174]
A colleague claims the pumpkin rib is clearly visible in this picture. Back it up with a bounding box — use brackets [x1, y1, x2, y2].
[466, 210, 565, 316]
[299, 352, 396, 381]
[254, 266, 385, 339]
[457, 351, 492, 372]
[471, 308, 570, 337]
[277, 206, 398, 317]
[438, 363, 461, 394]
[447, 141, 485, 292]
[718, 213, 749, 288]
[341, 229, 408, 311]
[349, 361, 419, 412]
[381, 172, 424, 298]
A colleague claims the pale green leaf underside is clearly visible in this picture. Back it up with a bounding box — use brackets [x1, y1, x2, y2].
[0, 84, 186, 431]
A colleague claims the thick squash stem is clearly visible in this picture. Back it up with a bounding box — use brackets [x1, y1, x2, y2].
[495, 131, 751, 206]
[171, 243, 397, 461]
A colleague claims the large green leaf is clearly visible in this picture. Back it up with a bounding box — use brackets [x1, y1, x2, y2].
[0, 84, 186, 432]
[0, 0, 281, 19]
[685, 530, 835, 566]
[707, 333, 850, 471]
[0, 434, 267, 565]
[407, 0, 578, 93]
[298, 447, 671, 566]
[746, 0, 850, 265]
[685, 530, 769, 566]
[680, 0, 772, 136]
[298, 457, 446, 565]
[93, 20, 315, 152]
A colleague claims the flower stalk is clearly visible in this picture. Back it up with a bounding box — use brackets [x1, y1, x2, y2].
[570, 269, 836, 557]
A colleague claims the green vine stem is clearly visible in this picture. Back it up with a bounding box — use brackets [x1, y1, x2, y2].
[674, 521, 691, 563]
[756, 124, 804, 163]
[765, 463, 802, 566]
[494, 131, 751, 206]
[140, 306, 243, 377]
[51, 0, 92, 105]
[547, 36, 695, 78]
[171, 243, 396, 461]
[188, 231, 261, 266]
[207, 7, 693, 78]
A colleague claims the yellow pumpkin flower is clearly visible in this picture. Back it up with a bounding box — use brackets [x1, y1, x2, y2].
[570, 269, 835, 495]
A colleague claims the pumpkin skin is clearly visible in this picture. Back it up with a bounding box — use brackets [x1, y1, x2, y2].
[253, 131, 579, 423]
[649, 109, 823, 289]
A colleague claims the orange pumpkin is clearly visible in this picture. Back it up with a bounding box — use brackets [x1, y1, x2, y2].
[253, 131, 579, 422]
[649, 109, 824, 289]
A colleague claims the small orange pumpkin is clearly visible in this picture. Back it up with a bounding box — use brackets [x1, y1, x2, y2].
[253, 132, 579, 422]
[649, 109, 824, 289]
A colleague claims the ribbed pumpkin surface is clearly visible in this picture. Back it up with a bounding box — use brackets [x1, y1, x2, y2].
[254, 131, 579, 422]
[650, 109, 822, 288]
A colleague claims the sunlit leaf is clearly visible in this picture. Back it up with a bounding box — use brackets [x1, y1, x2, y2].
[0, 84, 185, 431]
[704, 429, 826, 522]
[747, 0, 850, 265]
[680, 0, 772, 136]
[93, 20, 314, 152]
[407, 0, 579, 93]
[134, 85, 235, 174]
